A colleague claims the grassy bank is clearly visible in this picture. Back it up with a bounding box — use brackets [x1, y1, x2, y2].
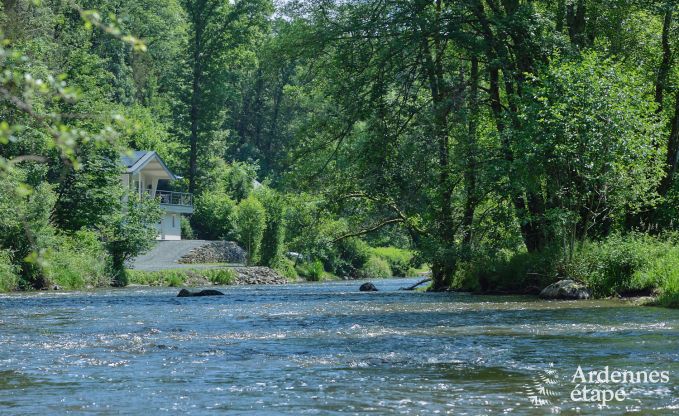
[454, 233, 679, 308]
[127, 268, 235, 287]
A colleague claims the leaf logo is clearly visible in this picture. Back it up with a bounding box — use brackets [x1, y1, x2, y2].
[525, 364, 562, 409]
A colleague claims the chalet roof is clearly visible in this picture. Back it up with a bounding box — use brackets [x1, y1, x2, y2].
[120, 150, 178, 180]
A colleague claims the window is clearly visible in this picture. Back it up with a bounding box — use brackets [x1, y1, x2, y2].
[172, 215, 176, 228]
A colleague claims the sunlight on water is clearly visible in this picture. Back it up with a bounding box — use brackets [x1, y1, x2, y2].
[0, 278, 678, 414]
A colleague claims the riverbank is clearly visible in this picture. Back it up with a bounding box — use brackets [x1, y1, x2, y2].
[127, 266, 290, 287]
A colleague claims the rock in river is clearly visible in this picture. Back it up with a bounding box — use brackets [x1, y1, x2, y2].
[359, 282, 378, 292]
[539, 280, 591, 300]
[177, 289, 225, 297]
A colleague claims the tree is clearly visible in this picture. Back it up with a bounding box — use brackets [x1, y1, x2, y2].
[233, 195, 266, 265]
[191, 190, 236, 240]
[255, 186, 285, 267]
[512, 53, 664, 255]
[181, 0, 272, 193]
[101, 193, 163, 286]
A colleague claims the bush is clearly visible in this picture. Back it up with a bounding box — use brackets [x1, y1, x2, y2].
[371, 247, 414, 277]
[630, 246, 679, 308]
[191, 191, 236, 240]
[127, 268, 235, 286]
[454, 248, 560, 293]
[43, 231, 110, 290]
[297, 260, 325, 281]
[103, 194, 164, 286]
[359, 256, 392, 279]
[0, 249, 19, 292]
[255, 187, 286, 267]
[180, 216, 195, 240]
[564, 234, 672, 297]
[659, 272, 679, 308]
[272, 257, 298, 281]
[233, 195, 266, 265]
[326, 238, 371, 278]
[204, 269, 235, 285]
[166, 273, 184, 287]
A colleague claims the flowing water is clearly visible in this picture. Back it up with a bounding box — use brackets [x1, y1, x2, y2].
[1, 278, 678, 415]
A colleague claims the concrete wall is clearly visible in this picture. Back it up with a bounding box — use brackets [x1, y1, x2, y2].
[156, 212, 181, 241]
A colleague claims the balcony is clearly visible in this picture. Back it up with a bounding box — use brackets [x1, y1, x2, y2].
[155, 190, 193, 207]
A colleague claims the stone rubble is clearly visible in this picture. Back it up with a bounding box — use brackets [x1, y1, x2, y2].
[178, 241, 247, 264]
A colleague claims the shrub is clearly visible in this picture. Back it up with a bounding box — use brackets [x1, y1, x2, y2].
[659, 271, 679, 308]
[453, 248, 559, 293]
[630, 246, 679, 308]
[297, 260, 325, 281]
[103, 194, 163, 286]
[256, 187, 286, 267]
[166, 273, 184, 287]
[371, 247, 414, 277]
[359, 256, 393, 279]
[272, 257, 298, 281]
[326, 238, 371, 278]
[180, 216, 195, 240]
[127, 268, 235, 286]
[564, 234, 672, 297]
[0, 250, 19, 292]
[191, 191, 236, 240]
[204, 269, 235, 285]
[233, 195, 266, 265]
[43, 231, 110, 290]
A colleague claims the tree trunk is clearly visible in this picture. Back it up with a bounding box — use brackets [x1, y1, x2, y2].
[659, 90, 679, 196]
[566, 0, 587, 48]
[655, 8, 673, 113]
[555, 0, 566, 33]
[431, 258, 454, 292]
[462, 56, 479, 248]
[188, 15, 204, 195]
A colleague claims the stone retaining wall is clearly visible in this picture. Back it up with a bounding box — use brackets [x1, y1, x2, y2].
[178, 241, 247, 264]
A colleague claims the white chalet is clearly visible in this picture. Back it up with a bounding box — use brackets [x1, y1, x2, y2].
[120, 151, 193, 240]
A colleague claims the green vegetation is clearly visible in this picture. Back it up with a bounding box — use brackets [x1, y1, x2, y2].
[359, 257, 392, 279]
[0, 249, 19, 292]
[233, 195, 267, 265]
[371, 247, 415, 277]
[127, 268, 236, 287]
[296, 260, 326, 282]
[180, 216, 195, 240]
[43, 231, 111, 290]
[192, 191, 236, 240]
[1, 1, 679, 308]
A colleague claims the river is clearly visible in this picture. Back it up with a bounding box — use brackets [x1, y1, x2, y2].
[1, 278, 678, 414]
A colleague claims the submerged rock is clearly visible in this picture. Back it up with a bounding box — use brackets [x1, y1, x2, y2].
[177, 289, 225, 297]
[359, 282, 378, 292]
[539, 280, 591, 300]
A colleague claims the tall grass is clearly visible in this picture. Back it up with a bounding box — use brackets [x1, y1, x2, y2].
[453, 233, 679, 306]
[296, 260, 325, 281]
[359, 256, 393, 279]
[43, 231, 110, 290]
[0, 250, 19, 292]
[564, 234, 674, 297]
[370, 247, 414, 277]
[127, 268, 236, 287]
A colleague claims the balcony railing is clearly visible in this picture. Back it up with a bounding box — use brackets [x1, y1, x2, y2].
[154, 190, 193, 207]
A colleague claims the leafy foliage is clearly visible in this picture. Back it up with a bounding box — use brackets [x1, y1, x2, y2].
[233, 195, 266, 265]
[192, 191, 236, 240]
[359, 256, 392, 279]
[101, 194, 163, 286]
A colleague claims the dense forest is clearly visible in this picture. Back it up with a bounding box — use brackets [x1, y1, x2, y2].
[0, 0, 678, 306]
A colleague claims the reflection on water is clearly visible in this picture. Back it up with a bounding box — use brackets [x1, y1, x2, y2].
[0, 278, 677, 414]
